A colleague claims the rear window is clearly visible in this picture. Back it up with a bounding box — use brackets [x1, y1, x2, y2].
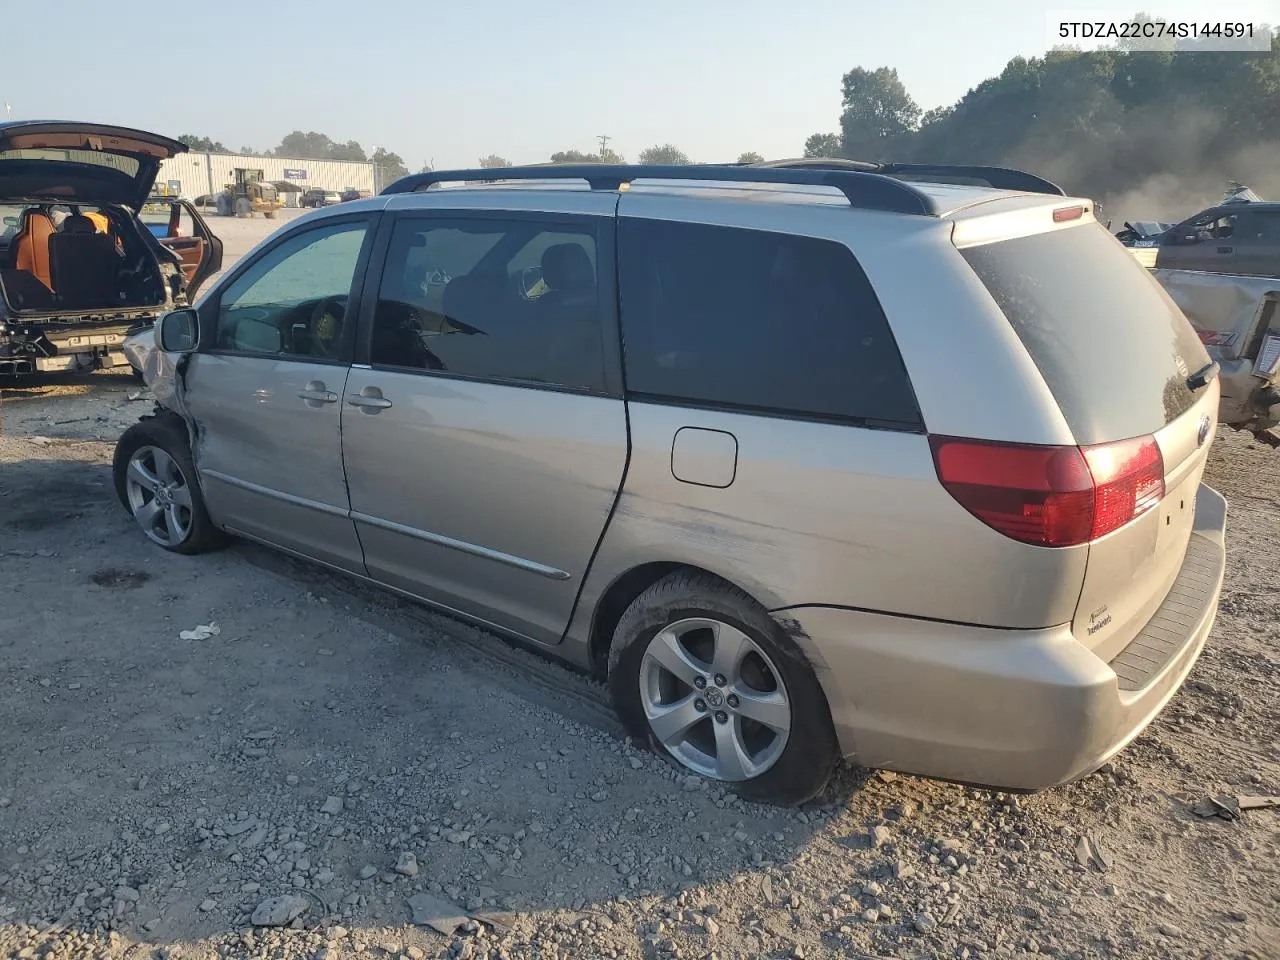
[960, 222, 1210, 444]
[0, 148, 140, 178]
[618, 218, 922, 428]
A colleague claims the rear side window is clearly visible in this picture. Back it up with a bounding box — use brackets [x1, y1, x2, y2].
[960, 222, 1211, 444]
[618, 219, 921, 428]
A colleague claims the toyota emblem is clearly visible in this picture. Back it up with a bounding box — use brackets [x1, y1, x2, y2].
[1197, 414, 1211, 447]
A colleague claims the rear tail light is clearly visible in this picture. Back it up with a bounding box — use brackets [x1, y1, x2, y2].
[1053, 205, 1085, 222]
[930, 435, 1164, 547]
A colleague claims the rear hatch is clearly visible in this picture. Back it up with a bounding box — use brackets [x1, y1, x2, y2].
[0, 121, 187, 210]
[955, 212, 1218, 660]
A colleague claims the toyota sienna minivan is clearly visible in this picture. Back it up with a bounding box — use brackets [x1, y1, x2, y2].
[113, 160, 1227, 805]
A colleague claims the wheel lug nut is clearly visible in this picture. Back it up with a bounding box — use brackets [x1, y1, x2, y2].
[694, 699, 707, 712]
[714, 711, 728, 724]
[694, 676, 707, 690]
[727, 694, 739, 708]
[714, 674, 727, 687]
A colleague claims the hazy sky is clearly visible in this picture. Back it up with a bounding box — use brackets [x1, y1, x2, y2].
[3, 0, 1274, 168]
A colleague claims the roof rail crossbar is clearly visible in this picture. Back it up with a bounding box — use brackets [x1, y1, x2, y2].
[380, 163, 937, 216]
[877, 163, 1066, 196]
[758, 158, 1065, 197]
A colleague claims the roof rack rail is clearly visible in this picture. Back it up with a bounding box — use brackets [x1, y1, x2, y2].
[380, 163, 938, 216]
[759, 158, 1065, 197]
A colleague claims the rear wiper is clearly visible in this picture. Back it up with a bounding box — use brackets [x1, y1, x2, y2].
[1186, 361, 1220, 391]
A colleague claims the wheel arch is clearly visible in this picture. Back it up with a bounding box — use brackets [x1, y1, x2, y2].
[587, 561, 769, 680]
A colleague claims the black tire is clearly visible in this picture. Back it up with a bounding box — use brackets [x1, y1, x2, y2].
[112, 414, 224, 555]
[608, 570, 838, 806]
[216, 194, 232, 217]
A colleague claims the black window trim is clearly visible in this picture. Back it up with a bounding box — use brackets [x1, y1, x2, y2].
[615, 216, 925, 432]
[197, 211, 379, 367]
[353, 207, 624, 399]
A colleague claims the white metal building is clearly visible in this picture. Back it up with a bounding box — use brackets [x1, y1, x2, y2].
[156, 151, 376, 200]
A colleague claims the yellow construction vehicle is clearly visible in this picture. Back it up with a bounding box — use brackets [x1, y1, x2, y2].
[214, 168, 283, 218]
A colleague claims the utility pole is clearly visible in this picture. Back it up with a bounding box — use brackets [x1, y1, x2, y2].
[596, 134, 611, 156]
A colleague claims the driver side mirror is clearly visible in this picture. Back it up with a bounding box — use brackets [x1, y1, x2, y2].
[158, 308, 200, 353]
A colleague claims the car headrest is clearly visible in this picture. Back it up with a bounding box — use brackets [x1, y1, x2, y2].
[59, 214, 99, 235]
[541, 243, 595, 294]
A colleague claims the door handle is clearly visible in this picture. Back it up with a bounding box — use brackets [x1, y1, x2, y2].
[297, 380, 338, 406]
[1217, 246, 1233, 254]
[347, 386, 393, 413]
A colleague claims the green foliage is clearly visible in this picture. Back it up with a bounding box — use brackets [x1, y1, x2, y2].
[273, 131, 368, 162]
[479, 155, 513, 168]
[809, 25, 1280, 214]
[803, 133, 843, 158]
[638, 144, 690, 165]
[737, 151, 765, 164]
[178, 134, 229, 153]
[549, 148, 625, 164]
[838, 66, 920, 162]
[371, 148, 409, 182]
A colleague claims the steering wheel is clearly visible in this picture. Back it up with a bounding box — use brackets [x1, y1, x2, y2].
[308, 296, 347, 357]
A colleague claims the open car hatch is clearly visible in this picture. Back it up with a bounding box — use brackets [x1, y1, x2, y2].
[0, 121, 188, 210]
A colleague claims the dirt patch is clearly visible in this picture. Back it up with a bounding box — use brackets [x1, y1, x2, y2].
[89, 567, 153, 589]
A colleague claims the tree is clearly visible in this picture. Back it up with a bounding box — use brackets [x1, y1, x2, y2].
[371, 147, 409, 183]
[274, 131, 336, 159]
[178, 134, 229, 153]
[811, 39, 1280, 220]
[737, 151, 765, 164]
[638, 144, 689, 165]
[478, 154, 513, 168]
[803, 133, 842, 158]
[328, 140, 368, 162]
[838, 66, 921, 161]
[549, 148, 624, 164]
[272, 131, 368, 162]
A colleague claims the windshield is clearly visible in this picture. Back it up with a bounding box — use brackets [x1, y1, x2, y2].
[960, 221, 1211, 444]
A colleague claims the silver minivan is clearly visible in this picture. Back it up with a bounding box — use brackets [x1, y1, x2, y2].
[113, 163, 1228, 806]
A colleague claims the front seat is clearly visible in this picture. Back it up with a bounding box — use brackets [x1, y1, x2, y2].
[12, 210, 57, 291]
[535, 243, 601, 387]
[539, 243, 596, 312]
[48, 214, 123, 308]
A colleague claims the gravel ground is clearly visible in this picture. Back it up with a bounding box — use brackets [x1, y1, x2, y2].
[2, 304, 1279, 959]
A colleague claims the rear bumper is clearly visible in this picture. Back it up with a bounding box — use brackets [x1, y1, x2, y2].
[778, 484, 1227, 791]
[1, 322, 138, 375]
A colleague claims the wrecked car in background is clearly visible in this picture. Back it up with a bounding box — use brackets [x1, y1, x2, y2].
[0, 121, 222, 376]
[1154, 268, 1280, 447]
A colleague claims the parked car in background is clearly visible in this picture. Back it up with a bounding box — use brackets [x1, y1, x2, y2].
[1155, 200, 1280, 278]
[302, 188, 342, 208]
[340, 188, 372, 202]
[116, 162, 1226, 805]
[0, 121, 222, 376]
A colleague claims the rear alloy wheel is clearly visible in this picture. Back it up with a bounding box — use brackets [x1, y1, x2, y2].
[113, 416, 223, 555]
[609, 571, 838, 806]
[640, 617, 791, 781]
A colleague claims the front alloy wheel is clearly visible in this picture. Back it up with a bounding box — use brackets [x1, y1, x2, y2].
[125, 445, 194, 547]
